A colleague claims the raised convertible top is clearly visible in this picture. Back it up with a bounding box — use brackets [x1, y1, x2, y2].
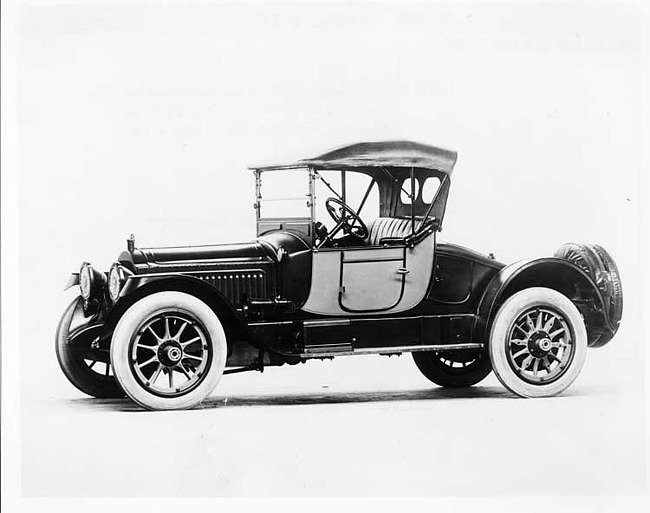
[250, 140, 457, 175]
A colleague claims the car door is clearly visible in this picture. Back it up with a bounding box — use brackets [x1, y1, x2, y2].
[338, 246, 406, 312]
[301, 231, 436, 316]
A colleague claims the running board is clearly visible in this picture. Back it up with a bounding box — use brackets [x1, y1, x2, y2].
[300, 343, 484, 359]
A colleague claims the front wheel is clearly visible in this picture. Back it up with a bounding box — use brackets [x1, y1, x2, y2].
[489, 287, 587, 398]
[110, 291, 227, 410]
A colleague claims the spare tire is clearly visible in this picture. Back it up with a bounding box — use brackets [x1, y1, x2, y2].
[591, 244, 623, 328]
[554, 242, 623, 347]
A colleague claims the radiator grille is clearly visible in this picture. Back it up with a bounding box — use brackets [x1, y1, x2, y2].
[196, 271, 267, 304]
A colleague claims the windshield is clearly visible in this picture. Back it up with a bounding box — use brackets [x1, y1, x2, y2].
[256, 168, 311, 219]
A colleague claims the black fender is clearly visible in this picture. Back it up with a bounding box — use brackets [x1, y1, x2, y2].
[57, 296, 106, 356]
[102, 274, 259, 356]
[475, 257, 616, 348]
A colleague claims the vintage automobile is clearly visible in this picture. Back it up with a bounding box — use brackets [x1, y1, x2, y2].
[56, 141, 623, 410]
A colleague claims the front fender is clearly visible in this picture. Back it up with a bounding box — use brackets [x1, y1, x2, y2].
[104, 274, 257, 350]
[56, 296, 102, 343]
[476, 257, 614, 348]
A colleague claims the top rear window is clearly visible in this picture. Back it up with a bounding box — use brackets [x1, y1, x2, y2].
[421, 177, 441, 203]
[399, 178, 420, 205]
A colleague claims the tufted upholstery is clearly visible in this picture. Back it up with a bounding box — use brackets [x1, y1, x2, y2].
[367, 217, 416, 246]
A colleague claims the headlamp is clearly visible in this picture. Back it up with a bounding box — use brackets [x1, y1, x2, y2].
[78, 262, 107, 315]
[79, 262, 93, 300]
[108, 263, 131, 302]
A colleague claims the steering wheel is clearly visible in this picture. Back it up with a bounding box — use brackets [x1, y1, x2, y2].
[324, 197, 369, 241]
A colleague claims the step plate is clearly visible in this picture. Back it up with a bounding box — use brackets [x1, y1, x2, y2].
[300, 343, 484, 359]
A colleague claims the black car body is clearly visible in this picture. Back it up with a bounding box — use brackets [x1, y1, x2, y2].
[56, 141, 622, 410]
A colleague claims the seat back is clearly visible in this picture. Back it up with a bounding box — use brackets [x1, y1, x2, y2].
[367, 217, 415, 246]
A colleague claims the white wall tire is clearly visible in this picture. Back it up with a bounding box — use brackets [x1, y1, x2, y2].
[489, 287, 587, 398]
[111, 291, 227, 410]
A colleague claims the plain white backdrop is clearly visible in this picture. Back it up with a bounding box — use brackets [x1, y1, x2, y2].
[2, 0, 648, 510]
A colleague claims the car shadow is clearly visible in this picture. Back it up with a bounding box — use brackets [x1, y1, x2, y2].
[62, 385, 519, 412]
[199, 385, 515, 409]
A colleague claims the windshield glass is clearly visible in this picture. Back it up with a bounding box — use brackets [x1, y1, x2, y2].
[257, 169, 311, 218]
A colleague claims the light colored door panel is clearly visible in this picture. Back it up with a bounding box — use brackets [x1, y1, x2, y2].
[301, 232, 436, 316]
[341, 257, 404, 311]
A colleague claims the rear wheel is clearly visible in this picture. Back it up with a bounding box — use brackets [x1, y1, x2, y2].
[110, 291, 227, 410]
[412, 349, 492, 387]
[489, 287, 587, 398]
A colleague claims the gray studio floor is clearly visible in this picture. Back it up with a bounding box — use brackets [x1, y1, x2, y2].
[21, 348, 646, 496]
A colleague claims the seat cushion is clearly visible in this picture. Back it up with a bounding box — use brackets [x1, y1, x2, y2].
[367, 217, 414, 246]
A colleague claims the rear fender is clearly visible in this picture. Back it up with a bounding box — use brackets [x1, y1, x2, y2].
[476, 258, 614, 348]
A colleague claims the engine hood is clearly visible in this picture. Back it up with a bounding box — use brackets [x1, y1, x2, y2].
[116, 232, 311, 275]
[119, 240, 274, 272]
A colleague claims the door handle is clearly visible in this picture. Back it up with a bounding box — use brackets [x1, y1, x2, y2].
[396, 268, 410, 275]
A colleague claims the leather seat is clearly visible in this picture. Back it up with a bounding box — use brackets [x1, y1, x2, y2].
[367, 217, 415, 246]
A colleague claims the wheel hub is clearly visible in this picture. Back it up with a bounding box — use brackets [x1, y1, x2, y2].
[528, 332, 552, 357]
[158, 341, 183, 366]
